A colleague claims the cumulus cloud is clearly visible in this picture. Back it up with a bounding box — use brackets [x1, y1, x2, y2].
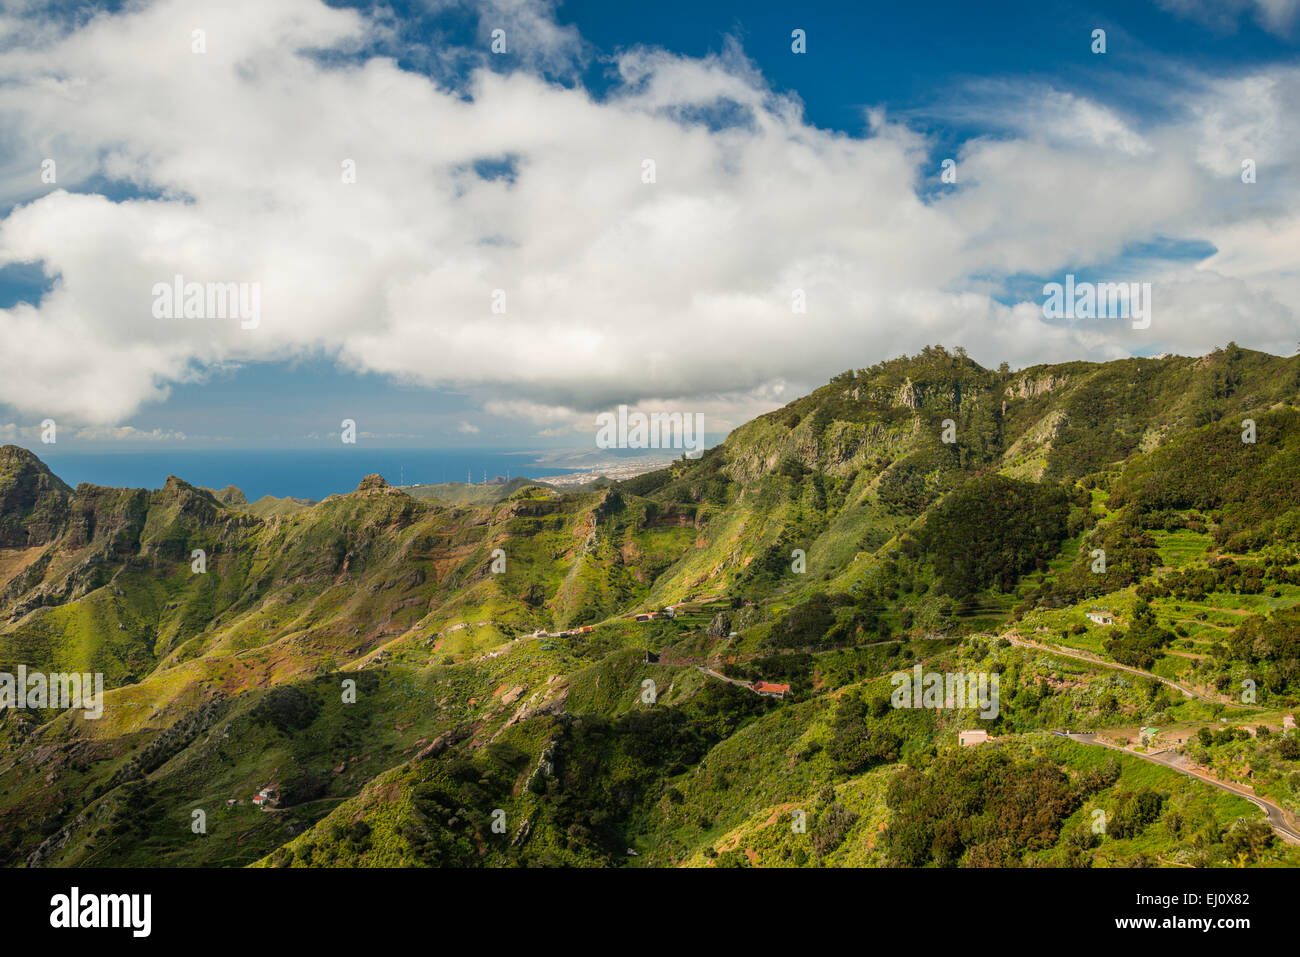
[0, 0, 1297, 431]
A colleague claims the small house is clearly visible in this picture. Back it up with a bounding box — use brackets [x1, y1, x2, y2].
[752, 681, 791, 699]
[1283, 714, 1296, 731]
[959, 730, 989, 747]
[1086, 610, 1115, 626]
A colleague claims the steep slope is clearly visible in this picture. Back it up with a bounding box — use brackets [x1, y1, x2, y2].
[3, 344, 1300, 869]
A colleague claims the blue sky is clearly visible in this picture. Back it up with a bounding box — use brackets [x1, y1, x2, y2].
[559, 0, 1293, 122]
[0, 0, 1297, 451]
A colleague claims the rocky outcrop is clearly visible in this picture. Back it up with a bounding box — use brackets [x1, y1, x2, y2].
[525, 742, 558, 793]
[0, 445, 72, 547]
[1006, 373, 1066, 400]
[356, 473, 390, 492]
[894, 377, 921, 409]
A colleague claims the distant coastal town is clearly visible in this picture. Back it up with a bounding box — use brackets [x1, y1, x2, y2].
[541, 456, 675, 487]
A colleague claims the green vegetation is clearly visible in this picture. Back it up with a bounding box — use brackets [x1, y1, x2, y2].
[3, 344, 1300, 869]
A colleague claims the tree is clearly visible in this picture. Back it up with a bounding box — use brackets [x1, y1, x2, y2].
[1224, 819, 1274, 863]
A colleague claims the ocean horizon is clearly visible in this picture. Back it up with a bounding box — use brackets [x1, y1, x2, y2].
[28, 448, 591, 502]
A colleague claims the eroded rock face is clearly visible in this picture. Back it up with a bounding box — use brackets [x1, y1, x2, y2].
[894, 377, 920, 410]
[1006, 373, 1065, 400]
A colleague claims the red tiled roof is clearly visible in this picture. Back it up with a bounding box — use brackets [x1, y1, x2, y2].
[753, 682, 791, 694]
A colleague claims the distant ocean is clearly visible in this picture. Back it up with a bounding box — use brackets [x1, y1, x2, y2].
[34, 449, 587, 502]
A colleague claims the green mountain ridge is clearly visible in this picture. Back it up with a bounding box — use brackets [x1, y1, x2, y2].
[3, 343, 1300, 868]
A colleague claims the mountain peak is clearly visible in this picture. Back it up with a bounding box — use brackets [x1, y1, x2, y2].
[0, 444, 70, 491]
[356, 473, 390, 492]
[1, 443, 56, 468]
[209, 485, 249, 506]
[0, 444, 72, 546]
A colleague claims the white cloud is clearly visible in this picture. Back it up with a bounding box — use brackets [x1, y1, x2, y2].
[0, 422, 40, 442]
[0, 0, 1297, 430]
[72, 425, 188, 441]
[1157, 0, 1300, 36]
[0, 422, 186, 441]
[455, 0, 586, 75]
[483, 399, 578, 424]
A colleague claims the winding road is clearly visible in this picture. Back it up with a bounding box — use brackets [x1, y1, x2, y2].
[1008, 631, 1300, 844]
[1064, 731, 1300, 845]
[694, 630, 1300, 843]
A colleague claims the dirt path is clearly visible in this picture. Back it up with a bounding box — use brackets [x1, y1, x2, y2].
[1006, 633, 1253, 710]
[261, 796, 350, 813]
